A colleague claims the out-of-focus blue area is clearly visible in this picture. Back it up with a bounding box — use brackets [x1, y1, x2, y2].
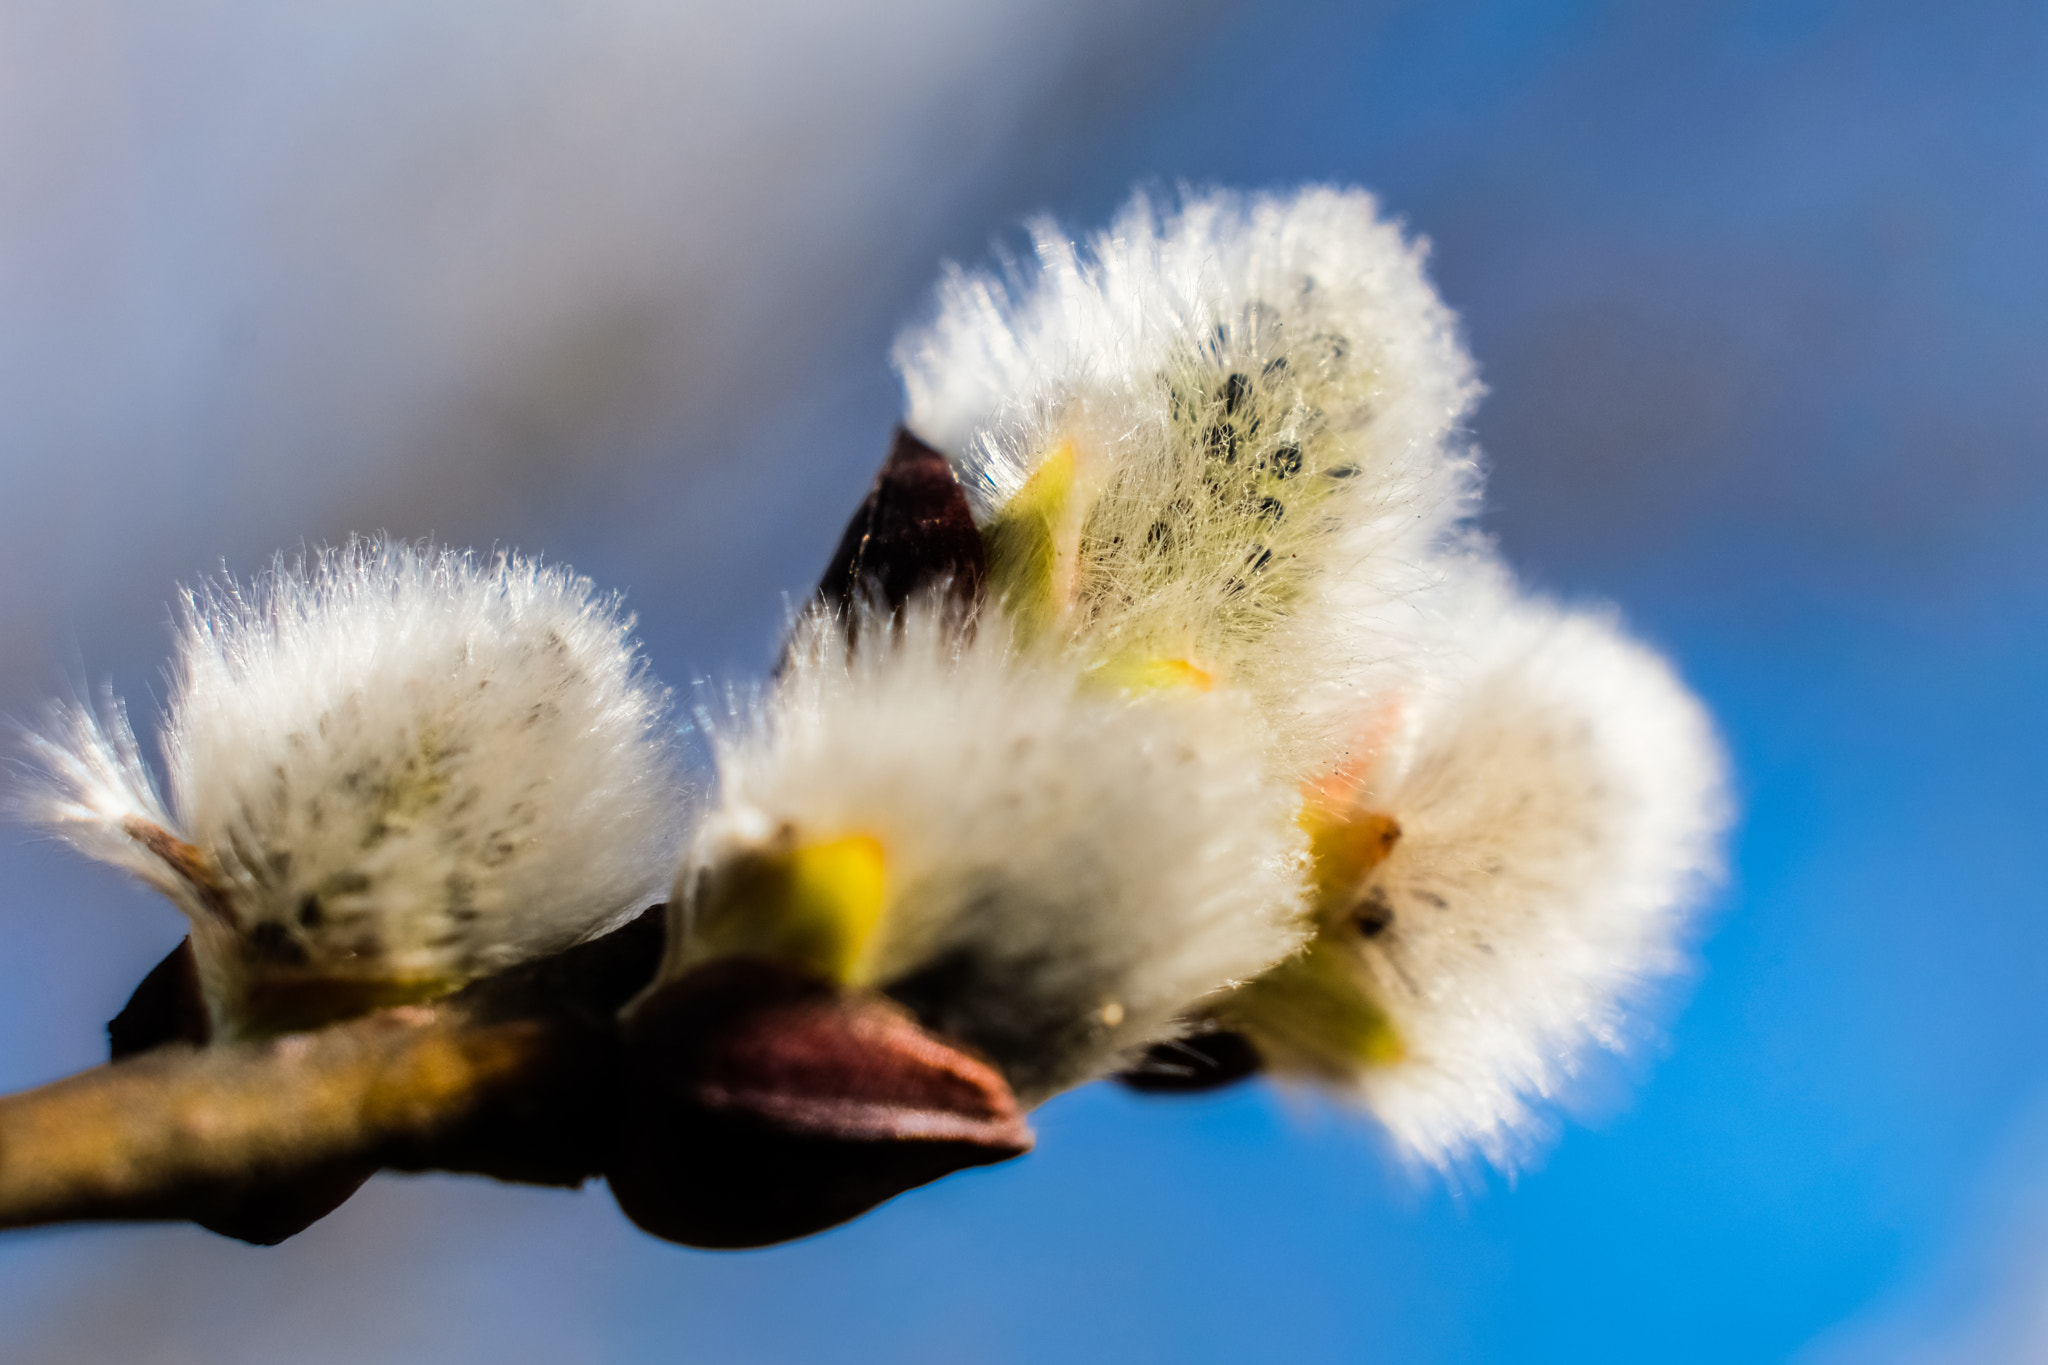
[2, 2, 2045, 1361]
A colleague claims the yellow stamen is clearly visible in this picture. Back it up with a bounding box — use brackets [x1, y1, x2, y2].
[1224, 939, 1406, 1069]
[1218, 798, 1408, 1071]
[983, 441, 1077, 643]
[1299, 804, 1402, 915]
[1089, 653, 1217, 695]
[692, 832, 890, 985]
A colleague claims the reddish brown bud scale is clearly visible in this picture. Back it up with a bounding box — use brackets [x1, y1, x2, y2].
[108, 938, 211, 1059]
[815, 426, 986, 624]
[612, 957, 1032, 1249]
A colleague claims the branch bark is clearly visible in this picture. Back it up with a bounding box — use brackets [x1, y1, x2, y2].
[0, 907, 660, 1238]
[0, 1009, 568, 1230]
[0, 905, 1034, 1248]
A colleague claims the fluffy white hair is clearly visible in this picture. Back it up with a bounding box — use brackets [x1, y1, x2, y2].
[1267, 560, 1730, 1171]
[23, 538, 680, 1035]
[673, 602, 1309, 1107]
[894, 186, 1728, 1158]
[894, 184, 1481, 772]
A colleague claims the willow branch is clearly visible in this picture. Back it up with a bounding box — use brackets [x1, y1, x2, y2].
[0, 1009, 566, 1229]
[0, 908, 660, 1237]
[0, 904, 1032, 1248]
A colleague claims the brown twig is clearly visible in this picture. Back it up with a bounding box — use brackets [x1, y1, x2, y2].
[0, 905, 1035, 1248]
[0, 1008, 569, 1230]
[0, 907, 662, 1239]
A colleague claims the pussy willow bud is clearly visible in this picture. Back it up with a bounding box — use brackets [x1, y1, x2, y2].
[1216, 561, 1729, 1170]
[23, 537, 681, 1040]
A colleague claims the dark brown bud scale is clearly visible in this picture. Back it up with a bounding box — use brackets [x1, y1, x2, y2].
[612, 956, 1032, 1249]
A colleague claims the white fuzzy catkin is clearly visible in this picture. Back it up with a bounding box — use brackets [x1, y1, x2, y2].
[23, 539, 680, 1036]
[1271, 559, 1729, 1171]
[894, 184, 1482, 773]
[899, 184, 1728, 1171]
[672, 601, 1309, 1107]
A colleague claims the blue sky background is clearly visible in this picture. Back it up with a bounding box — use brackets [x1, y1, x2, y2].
[1, 2, 2044, 1361]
